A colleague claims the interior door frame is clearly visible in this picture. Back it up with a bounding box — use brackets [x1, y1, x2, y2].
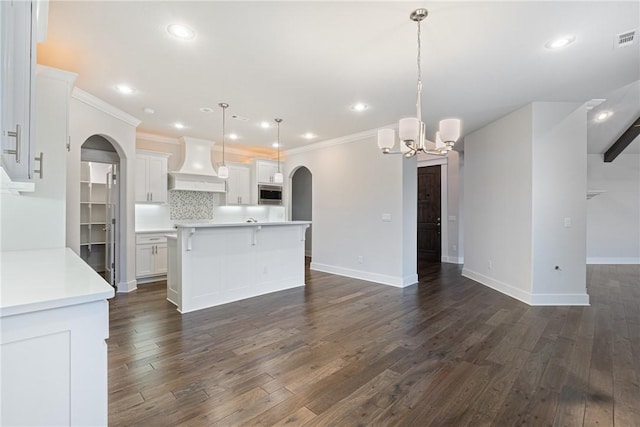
[105, 164, 119, 287]
[417, 157, 448, 263]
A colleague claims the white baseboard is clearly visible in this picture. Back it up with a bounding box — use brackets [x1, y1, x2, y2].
[462, 268, 590, 306]
[462, 268, 531, 304]
[136, 275, 167, 285]
[116, 279, 137, 293]
[530, 293, 590, 306]
[310, 262, 417, 288]
[442, 256, 464, 265]
[587, 257, 640, 265]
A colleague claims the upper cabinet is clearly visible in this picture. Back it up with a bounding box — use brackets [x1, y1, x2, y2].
[135, 151, 170, 203]
[254, 159, 279, 184]
[226, 163, 251, 205]
[1, 1, 37, 181]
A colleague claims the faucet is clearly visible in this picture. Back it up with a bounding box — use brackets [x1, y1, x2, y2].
[246, 217, 258, 223]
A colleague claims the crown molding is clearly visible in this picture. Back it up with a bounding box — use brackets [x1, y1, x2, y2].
[137, 132, 262, 157]
[284, 123, 397, 156]
[137, 132, 181, 145]
[36, 65, 78, 85]
[72, 88, 141, 127]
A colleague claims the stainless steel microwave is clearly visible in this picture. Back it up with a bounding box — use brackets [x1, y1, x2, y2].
[258, 184, 282, 205]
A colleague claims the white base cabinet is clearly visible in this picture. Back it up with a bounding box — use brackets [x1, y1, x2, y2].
[1, 300, 109, 426]
[136, 232, 169, 281]
[0, 248, 114, 427]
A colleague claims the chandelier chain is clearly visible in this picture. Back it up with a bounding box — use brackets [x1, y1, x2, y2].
[416, 18, 423, 127]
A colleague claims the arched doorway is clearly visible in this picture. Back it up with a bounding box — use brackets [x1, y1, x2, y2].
[291, 166, 312, 259]
[79, 135, 121, 287]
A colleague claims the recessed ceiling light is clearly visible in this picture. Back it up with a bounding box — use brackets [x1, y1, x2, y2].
[115, 84, 135, 95]
[231, 115, 250, 122]
[594, 110, 613, 122]
[167, 24, 195, 40]
[229, 133, 239, 140]
[143, 107, 155, 114]
[545, 35, 576, 49]
[302, 132, 317, 140]
[260, 121, 271, 129]
[351, 103, 368, 112]
[174, 122, 185, 129]
[272, 142, 282, 148]
[200, 107, 214, 113]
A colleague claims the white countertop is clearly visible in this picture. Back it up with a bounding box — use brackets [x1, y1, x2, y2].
[0, 248, 115, 317]
[136, 228, 176, 234]
[174, 221, 311, 229]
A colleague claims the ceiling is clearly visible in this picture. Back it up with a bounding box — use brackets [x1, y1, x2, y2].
[38, 1, 640, 155]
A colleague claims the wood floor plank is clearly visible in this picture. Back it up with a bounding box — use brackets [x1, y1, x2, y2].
[106, 262, 640, 426]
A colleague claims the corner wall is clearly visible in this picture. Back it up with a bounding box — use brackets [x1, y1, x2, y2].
[68, 90, 139, 292]
[463, 102, 590, 305]
[284, 131, 417, 287]
[463, 104, 534, 303]
[531, 102, 588, 305]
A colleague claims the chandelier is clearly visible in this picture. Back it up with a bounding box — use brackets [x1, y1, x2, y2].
[377, 8, 461, 157]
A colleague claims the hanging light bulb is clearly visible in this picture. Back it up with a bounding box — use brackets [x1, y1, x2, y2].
[217, 103, 229, 179]
[273, 118, 284, 184]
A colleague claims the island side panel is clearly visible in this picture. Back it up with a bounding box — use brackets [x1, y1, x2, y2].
[176, 224, 307, 314]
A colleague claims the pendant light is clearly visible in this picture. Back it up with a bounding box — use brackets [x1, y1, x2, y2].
[217, 102, 229, 179]
[377, 8, 461, 157]
[273, 118, 284, 184]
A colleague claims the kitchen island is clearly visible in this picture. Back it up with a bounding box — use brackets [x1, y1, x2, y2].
[167, 221, 311, 314]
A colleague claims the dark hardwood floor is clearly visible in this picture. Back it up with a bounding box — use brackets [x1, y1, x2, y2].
[107, 262, 640, 426]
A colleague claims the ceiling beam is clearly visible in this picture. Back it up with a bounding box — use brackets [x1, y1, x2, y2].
[604, 116, 640, 162]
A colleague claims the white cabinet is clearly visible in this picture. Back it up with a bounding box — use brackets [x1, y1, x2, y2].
[226, 163, 251, 205]
[0, 248, 113, 427]
[136, 233, 169, 280]
[255, 159, 279, 184]
[1, 1, 37, 181]
[135, 151, 169, 203]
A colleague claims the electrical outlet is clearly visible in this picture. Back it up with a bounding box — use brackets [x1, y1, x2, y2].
[452, 245, 457, 251]
[357, 256, 363, 264]
[263, 266, 268, 274]
[488, 260, 492, 270]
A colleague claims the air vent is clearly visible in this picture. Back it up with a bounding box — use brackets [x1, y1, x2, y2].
[616, 29, 637, 48]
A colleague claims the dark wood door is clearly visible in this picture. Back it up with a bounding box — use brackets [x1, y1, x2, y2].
[417, 166, 441, 261]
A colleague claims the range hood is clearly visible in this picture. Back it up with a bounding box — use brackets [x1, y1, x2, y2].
[168, 137, 226, 192]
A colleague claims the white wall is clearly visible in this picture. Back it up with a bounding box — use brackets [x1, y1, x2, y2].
[463, 104, 534, 302]
[1, 67, 76, 251]
[68, 89, 139, 292]
[463, 102, 589, 305]
[284, 130, 417, 287]
[587, 153, 640, 264]
[531, 102, 588, 304]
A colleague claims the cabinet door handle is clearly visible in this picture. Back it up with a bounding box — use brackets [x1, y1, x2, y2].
[150, 192, 153, 201]
[4, 124, 21, 163]
[34, 152, 43, 179]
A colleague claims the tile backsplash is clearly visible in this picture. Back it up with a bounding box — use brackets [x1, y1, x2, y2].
[136, 191, 286, 230]
[169, 190, 219, 220]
